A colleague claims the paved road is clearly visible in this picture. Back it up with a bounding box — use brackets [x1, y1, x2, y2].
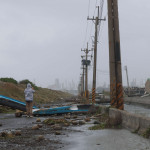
[0, 113, 46, 131]
[125, 96, 150, 106]
[0, 113, 150, 150]
[62, 124, 150, 150]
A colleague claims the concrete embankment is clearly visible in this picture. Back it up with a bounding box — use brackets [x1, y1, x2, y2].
[99, 105, 150, 134]
[125, 96, 150, 108]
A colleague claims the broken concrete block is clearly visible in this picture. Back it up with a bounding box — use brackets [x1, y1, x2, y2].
[36, 118, 41, 122]
[84, 117, 91, 122]
[14, 130, 21, 136]
[36, 135, 44, 141]
[37, 124, 43, 128]
[72, 121, 78, 125]
[32, 125, 39, 130]
[79, 120, 85, 125]
[53, 125, 62, 130]
[55, 131, 61, 135]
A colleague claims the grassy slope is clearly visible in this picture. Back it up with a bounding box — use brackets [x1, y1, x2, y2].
[0, 81, 72, 104]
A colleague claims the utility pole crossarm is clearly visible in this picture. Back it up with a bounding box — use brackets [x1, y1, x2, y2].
[87, 17, 106, 21]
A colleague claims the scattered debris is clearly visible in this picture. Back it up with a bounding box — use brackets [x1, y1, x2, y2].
[36, 135, 44, 141]
[73, 115, 77, 119]
[32, 125, 40, 130]
[72, 121, 78, 126]
[14, 130, 21, 136]
[55, 131, 61, 135]
[0, 131, 8, 137]
[64, 123, 70, 127]
[65, 115, 71, 119]
[36, 118, 41, 122]
[37, 124, 43, 128]
[79, 120, 85, 125]
[84, 117, 91, 122]
[7, 132, 13, 138]
[53, 124, 62, 130]
[15, 110, 23, 117]
[93, 120, 100, 124]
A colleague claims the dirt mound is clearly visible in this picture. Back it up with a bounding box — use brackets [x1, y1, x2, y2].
[0, 81, 72, 105]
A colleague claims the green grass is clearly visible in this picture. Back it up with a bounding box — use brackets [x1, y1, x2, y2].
[43, 118, 69, 125]
[142, 127, 150, 139]
[0, 78, 18, 84]
[89, 123, 107, 130]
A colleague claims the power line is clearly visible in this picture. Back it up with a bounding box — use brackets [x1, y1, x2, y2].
[82, 22, 89, 49]
[88, 0, 98, 45]
[88, 0, 91, 16]
[98, 0, 104, 40]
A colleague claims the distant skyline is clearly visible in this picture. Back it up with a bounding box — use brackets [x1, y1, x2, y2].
[0, 0, 150, 88]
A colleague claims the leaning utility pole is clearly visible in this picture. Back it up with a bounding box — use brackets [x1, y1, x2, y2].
[107, 0, 124, 110]
[88, 6, 105, 104]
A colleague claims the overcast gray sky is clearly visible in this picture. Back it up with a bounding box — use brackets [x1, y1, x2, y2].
[0, 0, 150, 88]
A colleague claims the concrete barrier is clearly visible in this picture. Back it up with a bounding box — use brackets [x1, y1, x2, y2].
[99, 105, 109, 114]
[109, 108, 150, 132]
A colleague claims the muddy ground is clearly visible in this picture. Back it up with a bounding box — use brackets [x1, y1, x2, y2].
[0, 103, 150, 150]
[0, 112, 90, 150]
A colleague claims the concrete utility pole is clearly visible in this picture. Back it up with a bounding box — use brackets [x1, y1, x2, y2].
[107, 0, 124, 110]
[124, 66, 130, 96]
[78, 76, 82, 96]
[81, 43, 92, 103]
[85, 43, 89, 101]
[81, 65, 85, 97]
[88, 6, 105, 104]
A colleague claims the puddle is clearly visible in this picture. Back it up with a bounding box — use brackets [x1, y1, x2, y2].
[62, 124, 150, 150]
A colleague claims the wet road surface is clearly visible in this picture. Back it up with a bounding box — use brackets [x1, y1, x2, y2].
[0, 113, 46, 131]
[125, 104, 150, 118]
[0, 107, 150, 150]
[62, 124, 150, 150]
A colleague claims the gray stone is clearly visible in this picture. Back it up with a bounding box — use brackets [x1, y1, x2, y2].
[84, 117, 91, 122]
[32, 125, 40, 130]
[65, 115, 71, 119]
[36, 118, 41, 122]
[36, 135, 44, 141]
[79, 120, 85, 125]
[53, 125, 62, 130]
[14, 130, 21, 136]
[93, 120, 100, 124]
[38, 124, 43, 128]
[55, 131, 61, 135]
[72, 121, 78, 125]
[0, 132, 8, 137]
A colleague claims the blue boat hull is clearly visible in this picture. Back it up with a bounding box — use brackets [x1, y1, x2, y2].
[0, 95, 37, 111]
[33, 105, 91, 116]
